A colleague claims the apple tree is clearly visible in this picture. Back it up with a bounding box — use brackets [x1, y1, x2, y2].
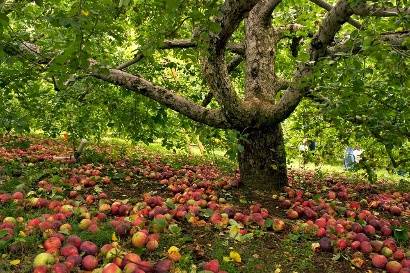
[0, 0, 408, 192]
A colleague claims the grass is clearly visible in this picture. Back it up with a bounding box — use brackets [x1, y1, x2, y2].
[1, 135, 409, 273]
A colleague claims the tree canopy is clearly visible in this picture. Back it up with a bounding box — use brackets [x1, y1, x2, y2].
[1, 0, 409, 184]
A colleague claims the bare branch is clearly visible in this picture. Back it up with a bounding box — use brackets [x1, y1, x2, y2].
[116, 53, 144, 70]
[277, 23, 305, 39]
[93, 69, 231, 129]
[116, 39, 244, 70]
[327, 31, 410, 57]
[352, 4, 410, 17]
[381, 31, 410, 49]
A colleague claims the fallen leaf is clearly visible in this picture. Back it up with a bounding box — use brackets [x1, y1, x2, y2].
[230, 251, 241, 263]
[10, 259, 20, 266]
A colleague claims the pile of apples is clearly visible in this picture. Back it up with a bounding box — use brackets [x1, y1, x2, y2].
[278, 183, 410, 272]
[1, 138, 409, 273]
[0, 139, 71, 161]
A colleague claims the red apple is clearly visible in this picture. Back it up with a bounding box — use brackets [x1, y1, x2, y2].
[65, 255, 82, 267]
[136, 260, 153, 272]
[401, 259, 410, 268]
[360, 241, 373, 254]
[351, 241, 361, 250]
[66, 235, 81, 249]
[123, 262, 139, 273]
[100, 244, 114, 256]
[44, 236, 62, 251]
[12, 191, 24, 200]
[336, 239, 347, 250]
[154, 259, 172, 273]
[52, 263, 68, 273]
[123, 252, 141, 264]
[286, 209, 299, 220]
[82, 255, 98, 271]
[60, 244, 78, 257]
[102, 263, 122, 273]
[364, 225, 376, 235]
[146, 239, 159, 251]
[80, 241, 98, 256]
[204, 259, 220, 273]
[372, 254, 387, 269]
[386, 261, 402, 273]
[393, 249, 405, 261]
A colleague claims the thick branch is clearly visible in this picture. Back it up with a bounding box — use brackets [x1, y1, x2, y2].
[215, 0, 260, 51]
[244, 0, 280, 100]
[259, 0, 282, 26]
[202, 54, 243, 107]
[93, 69, 231, 129]
[263, 0, 355, 125]
[310, 0, 354, 61]
[202, 0, 259, 126]
[381, 31, 410, 49]
[309, 0, 362, 29]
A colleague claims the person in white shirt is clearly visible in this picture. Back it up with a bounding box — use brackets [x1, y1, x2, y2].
[353, 146, 363, 163]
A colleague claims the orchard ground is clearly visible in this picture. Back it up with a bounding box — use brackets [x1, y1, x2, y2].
[0, 135, 409, 273]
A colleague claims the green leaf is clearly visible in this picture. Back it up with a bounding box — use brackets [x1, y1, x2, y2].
[264, 218, 273, 229]
[0, 230, 8, 239]
[168, 224, 181, 235]
[0, 13, 9, 26]
[332, 253, 341, 261]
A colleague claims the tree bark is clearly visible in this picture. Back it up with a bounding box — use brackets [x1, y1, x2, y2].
[238, 124, 288, 192]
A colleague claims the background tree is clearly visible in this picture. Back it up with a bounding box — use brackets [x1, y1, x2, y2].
[0, 0, 408, 192]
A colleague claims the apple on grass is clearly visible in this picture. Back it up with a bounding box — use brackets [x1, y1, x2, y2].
[131, 231, 147, 248]
[203, 259, 220, 273]
[80, 241, 98, 256]
[82, 255, 98, 271]
[33, 252, 55, 267]
[372, 254, 387, 269]
[102, 263, 122, 273]
[43, 236, 62, 251]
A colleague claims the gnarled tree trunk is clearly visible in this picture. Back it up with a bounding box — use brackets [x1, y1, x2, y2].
[238, 124, 288, 192]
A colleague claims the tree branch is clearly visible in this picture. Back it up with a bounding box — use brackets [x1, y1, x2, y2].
[202, 0, 259, 127]
[116, 53, 144, 70]
[351, 4, 410, 17]
[264, 0, 355, 124]
[310, 0, 354, 61]
[201, 54, 243, 107]
[259, 0, 282, 26]
[116, 39, 245, 70]
[215, 0, 260, 51]
[93, 69, 231, 129]
[327, 31, 410, 57]
[309, 0, 362, 29]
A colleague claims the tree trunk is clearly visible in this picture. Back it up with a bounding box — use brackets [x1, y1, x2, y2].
[238, 124, 288, 193]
